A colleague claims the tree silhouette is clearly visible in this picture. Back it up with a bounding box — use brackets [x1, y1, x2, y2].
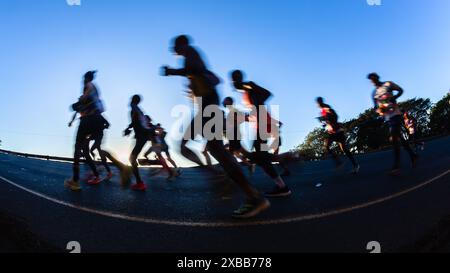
[296, 127, 327, 161]
[429, 92, 450, 135]
[398, 98, 432, 137]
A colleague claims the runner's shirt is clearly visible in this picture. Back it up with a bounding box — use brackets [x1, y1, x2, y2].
[80, 82, 105, 117]
[131, 105, 151, 137]
[373, 81, 402, 121]
[320, 105, 343, 134]
[183, 46, 220, 98]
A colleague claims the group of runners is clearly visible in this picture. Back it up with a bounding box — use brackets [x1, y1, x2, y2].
[64, 35, 423, 219]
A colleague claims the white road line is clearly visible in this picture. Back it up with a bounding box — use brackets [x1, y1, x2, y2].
[1, 169, 449, 228]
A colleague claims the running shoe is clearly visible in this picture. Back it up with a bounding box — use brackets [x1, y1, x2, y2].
[265, 186, 292, 198]
[87, 176, 101, 185]
[351, 165, 361, 175]
[232, 198, 271, 219]
[83, 173, 95, 182]
[131, 182, 147, 191]
[64, 179, 81, 191]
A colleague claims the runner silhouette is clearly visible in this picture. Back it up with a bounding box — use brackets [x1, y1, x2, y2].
[162, 35, 270, 218]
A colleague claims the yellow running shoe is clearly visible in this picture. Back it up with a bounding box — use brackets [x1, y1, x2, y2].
[64, 179, 81, 191]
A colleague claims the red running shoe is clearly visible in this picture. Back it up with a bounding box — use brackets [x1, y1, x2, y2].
[131, 182, 147, 191]
[87, 176, 101, 185]
[83, 173, 95, 182]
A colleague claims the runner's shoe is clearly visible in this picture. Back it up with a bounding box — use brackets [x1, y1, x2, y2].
[64, 179, 81, 191]
[131, 182, 147, 191]
[87, 176, 101, 185]
[232, 198, 271, 219]
[83, 173, 95, 182]
[265, 186, 292, 198]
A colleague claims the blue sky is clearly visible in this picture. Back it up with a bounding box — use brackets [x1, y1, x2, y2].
[0, 0, 449, 165]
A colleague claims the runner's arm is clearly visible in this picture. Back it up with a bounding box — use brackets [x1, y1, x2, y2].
[102, 116, 110, 129]
[68, 112, 78, 127]
[389, 82, 404, 100]
[164, 67, 187, 77]
[124, 111, 138, 136]
[371, 90, 378, 109]
[163, 49, 204, 77]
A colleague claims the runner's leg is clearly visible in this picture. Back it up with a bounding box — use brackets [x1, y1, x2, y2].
[206, 139, 260, 200]
[164, 151, 179, 169]
[180, 117, 205, 166]
[251, 137, 290, 197]
[130, 137, 147, 183]
[336, 136, 358, 167]
[389, 117, 403, 170]
[326, 135, 342, 167]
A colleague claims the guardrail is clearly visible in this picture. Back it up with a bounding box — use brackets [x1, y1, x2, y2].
[0, 149, 76, 162]
[0, 149, 163, 166]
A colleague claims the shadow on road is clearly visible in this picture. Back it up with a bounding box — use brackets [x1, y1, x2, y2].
[0, 210, 60, 253]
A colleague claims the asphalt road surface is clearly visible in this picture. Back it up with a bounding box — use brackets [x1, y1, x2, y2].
[0, 136, 450, 253]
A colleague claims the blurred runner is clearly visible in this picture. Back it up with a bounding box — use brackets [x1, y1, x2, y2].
[316, 97, 360, 174]
[368, 73, 417, 175]
[162, 35, 269, 218]
[231, 70, 291, 197]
